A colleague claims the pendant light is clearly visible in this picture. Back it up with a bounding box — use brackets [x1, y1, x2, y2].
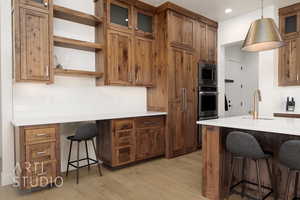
[242, 0, 285, 52]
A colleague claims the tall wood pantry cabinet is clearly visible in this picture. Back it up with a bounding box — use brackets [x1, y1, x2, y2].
[13, 0, 53, 83]
[147, 7, 218, 158]
[279, 3, 300, 86]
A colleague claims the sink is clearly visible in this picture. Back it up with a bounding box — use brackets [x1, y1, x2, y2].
[242, 117, 274, 120]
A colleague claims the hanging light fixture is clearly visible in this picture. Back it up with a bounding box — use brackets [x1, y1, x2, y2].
[242, 0, 285, 52]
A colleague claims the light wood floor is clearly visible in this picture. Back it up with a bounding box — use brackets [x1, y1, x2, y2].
[0, 151, 241, 200]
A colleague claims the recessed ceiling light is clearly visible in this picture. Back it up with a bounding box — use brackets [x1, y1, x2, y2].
[225, 8, 232, 14]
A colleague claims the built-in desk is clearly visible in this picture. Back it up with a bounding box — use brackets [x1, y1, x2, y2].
[12, 111, 167, 189]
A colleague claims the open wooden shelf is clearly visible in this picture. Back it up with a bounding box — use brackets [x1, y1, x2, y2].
[54, 68, 103, 78]
[53, 5, 103, 26]
[53, 36, 103, 52]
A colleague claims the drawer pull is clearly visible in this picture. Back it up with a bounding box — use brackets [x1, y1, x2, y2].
[36, 133, 47, 137]
[38, 172, 47, 176]
[37, 151, 46, 155]
[144, 122, 158, 125]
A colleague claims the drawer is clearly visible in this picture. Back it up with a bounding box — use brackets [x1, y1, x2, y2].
[24, 161, 57, 189]
[135, 116, 164, 128]
[114, 130, 135, 147]
[25, 127, 56, 144]
[113, 119, 134, 131]
[25, 142, 56, 162]
[114, 146, 135, 166]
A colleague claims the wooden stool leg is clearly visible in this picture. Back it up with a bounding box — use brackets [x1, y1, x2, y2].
[285, 169, 292, 200]
[66, 140, 73, 177]
[241, 158, 246, 198]
[294, 172, 299, 199]
[255, 160, 263, 200]
[266, 158, 277, 200]
[228, 157, 236, 197]
[76, 141, 80, 184]
[91, 138, 102, 176]
[85, 140, 90, 171]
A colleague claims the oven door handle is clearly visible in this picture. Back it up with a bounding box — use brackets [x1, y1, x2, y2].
[199, 91, 219, 95]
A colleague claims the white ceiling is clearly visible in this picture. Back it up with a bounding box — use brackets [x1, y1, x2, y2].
[141, 0, 300, 22]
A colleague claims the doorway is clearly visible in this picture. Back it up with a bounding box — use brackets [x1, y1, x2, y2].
[224, 42, 259, 117]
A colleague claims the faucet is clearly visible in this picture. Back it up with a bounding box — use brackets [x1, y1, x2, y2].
[253, 89, 262, 120]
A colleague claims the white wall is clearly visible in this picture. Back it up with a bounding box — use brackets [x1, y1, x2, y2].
[224, 44, 258, 117]
[0, 0, 147, 186]
[218, 4, 297, 118]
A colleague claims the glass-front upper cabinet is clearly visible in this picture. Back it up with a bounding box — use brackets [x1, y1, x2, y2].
[135, 9, 154, 38]
[280, 12, 300, 39]
[20, 0, 50, 11]
[109, 0, 132, 31]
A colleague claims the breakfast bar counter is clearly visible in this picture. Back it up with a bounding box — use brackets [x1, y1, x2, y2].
[197, 116, 300, 200]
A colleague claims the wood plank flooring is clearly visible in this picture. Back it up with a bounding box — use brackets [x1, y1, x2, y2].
[0, 151, 241, 200]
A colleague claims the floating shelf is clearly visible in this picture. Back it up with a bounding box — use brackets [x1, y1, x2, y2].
[53, 5, 103, 26]
[53, 36, 103, 52]
[54, 68, 103, 78]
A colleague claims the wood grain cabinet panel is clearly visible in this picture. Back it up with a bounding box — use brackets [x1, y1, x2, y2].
[207, 25, 217, 64]
[168, 11, 193, 49]
[134, 37, 154, 86]
[194, 21, 208, 62]
[18, 7, 51, 82]
[107, 30, 133, 85]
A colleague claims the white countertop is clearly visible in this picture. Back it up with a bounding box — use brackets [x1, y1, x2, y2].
[197, 115, 300, 136]
[12, 111, 167, 127]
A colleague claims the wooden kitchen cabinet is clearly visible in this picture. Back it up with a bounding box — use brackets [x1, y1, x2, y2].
[168, 47, 197, 156]
[98, 116, 165, 167]
[134, 8, 155, 39]
[194, 21, 208, 62]
[107, 30, 133, 85]
[107, 0, 132, 32]
[168, 11, 194, 49]
[14, 124, 60, 190]
[13, 0, 53, 83]
[133, 37, 154, 86]
[279, 38, 300, 86]
[279, 3, 300, 86]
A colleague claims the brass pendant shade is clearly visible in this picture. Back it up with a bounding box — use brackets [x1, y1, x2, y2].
[242, 18, 285, 52]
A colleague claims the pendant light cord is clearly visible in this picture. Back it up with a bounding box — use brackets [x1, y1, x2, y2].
[261, 0, 264, 19]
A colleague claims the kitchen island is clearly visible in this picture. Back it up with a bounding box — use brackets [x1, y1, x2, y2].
[197, 116, 300, 200]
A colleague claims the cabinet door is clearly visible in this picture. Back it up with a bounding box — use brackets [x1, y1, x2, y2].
[183, 51, 197, 152]
[135, 9, 154, 38]
[136, 129, 155, 160]
[207, 26, 217, 64]
[280, 12, 300, 39]
[134, 37, 154, 87]
[168, 11, 193, 48]
[20, 0, 50, 11]
[19, 7, 51, 81]
[108, 0, 132, 32]
[194, 21, 208, 62]
[279, 38, 300, 86]
[152, 128, 165, 156]
[107, 30, 133, 85]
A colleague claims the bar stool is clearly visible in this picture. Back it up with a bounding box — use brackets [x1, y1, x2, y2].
[226, 131, 275, 200]
[279, 140, 300, 200]
[66, 123, 102, 184]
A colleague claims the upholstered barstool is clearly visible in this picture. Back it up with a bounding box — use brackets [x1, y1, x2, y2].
[279, 140, 300, 200]
[66, 123, 102, 184]
[226, 131, 275, 200]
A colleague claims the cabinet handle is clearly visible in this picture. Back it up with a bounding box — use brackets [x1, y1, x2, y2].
[44, 2, 48, 7]
[36, 133, 47, 137]
[135, 27, 139, 31]
[37, 151, 46, 155]
[297, 74, 299, 81]
[128, 72, 132, 82]
[181, 88, 185, 111]
[183, 88, 187, 111]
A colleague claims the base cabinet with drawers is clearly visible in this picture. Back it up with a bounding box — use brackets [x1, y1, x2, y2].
[98, 116, 165, 167]
[14, 124, 60, 189]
